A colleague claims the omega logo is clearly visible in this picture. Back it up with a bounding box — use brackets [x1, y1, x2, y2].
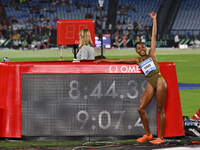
[109, 65, 141, 73]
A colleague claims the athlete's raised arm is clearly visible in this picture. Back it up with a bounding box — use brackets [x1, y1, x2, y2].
[149, 12, 157, 60]
[95, 57, 139, 64]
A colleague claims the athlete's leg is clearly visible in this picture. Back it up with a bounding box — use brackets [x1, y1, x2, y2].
[156, 77, 167, 139]
[138, 82, 154, 135]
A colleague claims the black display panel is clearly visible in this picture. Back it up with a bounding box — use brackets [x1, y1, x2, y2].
[95, 34, 111, 48]
[22, 74, 156, 136]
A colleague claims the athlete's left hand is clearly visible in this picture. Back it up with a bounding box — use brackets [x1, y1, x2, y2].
[150, 12, 157, 20]
[95, 59, 103, 64]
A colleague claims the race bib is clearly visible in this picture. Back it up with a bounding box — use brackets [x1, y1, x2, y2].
[139, 58, 156, 76]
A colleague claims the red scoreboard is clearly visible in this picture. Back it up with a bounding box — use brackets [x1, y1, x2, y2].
[0, 62, 185, 138]
[57, 19, 95, 45]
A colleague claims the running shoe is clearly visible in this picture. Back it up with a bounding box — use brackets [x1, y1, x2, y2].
[136, 134, 153, 143]
[150, 138, 164, 144]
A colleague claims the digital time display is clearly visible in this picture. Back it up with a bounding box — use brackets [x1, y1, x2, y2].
[22, 74, 157, 136]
